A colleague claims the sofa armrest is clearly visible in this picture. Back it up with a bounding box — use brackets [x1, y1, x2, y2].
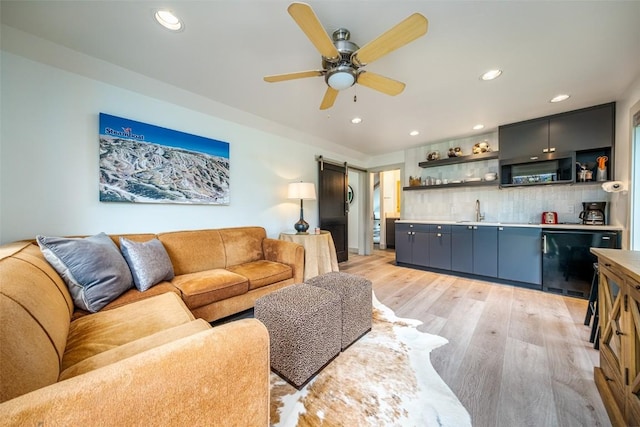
[263, 238, 304, 283]
[0, 319, 270, 427]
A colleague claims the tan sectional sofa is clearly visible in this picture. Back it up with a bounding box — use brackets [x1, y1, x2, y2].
[0, 226, 305, 425]
[89, 226, 304, 322]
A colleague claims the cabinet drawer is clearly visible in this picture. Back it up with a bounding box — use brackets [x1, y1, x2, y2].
[429, 224, 451, 233]
[396, 223, 430, 233]
[600, 349, 625, 411]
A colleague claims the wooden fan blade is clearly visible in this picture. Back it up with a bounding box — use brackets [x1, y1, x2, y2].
[352, 13, 428, 66]
[264, 70, 323, 82]
[320, 87, 339, 110]
[288, 2, 340, 60]
[356, 71, 406, 96]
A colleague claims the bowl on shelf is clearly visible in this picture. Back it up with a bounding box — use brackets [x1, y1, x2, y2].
[484, 172, 497, 181]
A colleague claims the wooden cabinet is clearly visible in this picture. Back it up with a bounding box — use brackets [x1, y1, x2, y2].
[592, 249, 640, 427]
[498, 227, 542, 285]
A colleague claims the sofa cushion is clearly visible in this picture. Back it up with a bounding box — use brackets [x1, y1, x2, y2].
[71, 282, 180, 320]
[36, 233, 133, 312]
[1, 243, 74, 403]
[62, 292, 194, 372]
[120, 237, 174, 291]
[219, 227, 266, 267]
[158, 229, 226, 275]
[227, 260, 293, 290]
[171, 269, 249, 309]
[59, 319, 211, 381]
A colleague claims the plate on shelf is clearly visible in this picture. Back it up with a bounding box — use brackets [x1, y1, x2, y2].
[451, 180, 462, 184]
[464, 177, 482, 182]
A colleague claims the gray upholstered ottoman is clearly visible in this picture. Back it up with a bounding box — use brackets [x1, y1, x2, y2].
[306, 271, 372, 350]
[254, 284, 341, 388]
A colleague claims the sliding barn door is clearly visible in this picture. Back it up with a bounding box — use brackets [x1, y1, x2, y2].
[318, 161, 348, 263]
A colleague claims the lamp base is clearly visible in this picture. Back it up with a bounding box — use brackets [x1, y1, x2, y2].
[294, 218, 309, 234]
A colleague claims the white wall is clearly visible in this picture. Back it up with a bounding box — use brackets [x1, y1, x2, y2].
[0, 47, 362, 243]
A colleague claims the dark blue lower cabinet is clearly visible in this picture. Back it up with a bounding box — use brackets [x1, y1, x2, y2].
[452, 225, 474, 273]
[395, 224, 429, 267]
[498, 227, 542, 285]
[429, 227, 451, 270]
[472, 226, 498, 278]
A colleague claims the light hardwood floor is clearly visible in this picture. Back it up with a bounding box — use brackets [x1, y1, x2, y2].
[339, 249, 611, 427]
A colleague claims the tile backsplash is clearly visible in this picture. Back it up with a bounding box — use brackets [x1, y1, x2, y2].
[403, 183, 611, 224]
[403, 131, 612, 224]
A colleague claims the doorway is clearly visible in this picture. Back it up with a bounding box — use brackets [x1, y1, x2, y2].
[368, 165, 403, 251]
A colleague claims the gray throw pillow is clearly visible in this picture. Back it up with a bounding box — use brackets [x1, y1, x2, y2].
[119, 237, 175, 292]
[36, 232, 133, 312]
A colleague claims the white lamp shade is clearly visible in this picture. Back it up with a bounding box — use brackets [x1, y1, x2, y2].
[288, 182, 316, 200]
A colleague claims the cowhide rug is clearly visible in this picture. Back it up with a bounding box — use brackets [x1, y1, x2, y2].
[269, 294, 472, 426]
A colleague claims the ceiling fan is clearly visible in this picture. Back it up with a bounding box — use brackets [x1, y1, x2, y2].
[263, 2, 428, 110]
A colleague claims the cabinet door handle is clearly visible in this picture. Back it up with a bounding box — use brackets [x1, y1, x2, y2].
[542, 148, 549, 153]
[473, 226, 478, 230]
[615, 330, 624, 336]
[530, 156, 539, 160]
[549, 147, 556, 152]
[635, 285, 640, 291]
[604, 375, 614, 382]
[498, 227, 504, 231]
[437, 233, 442, 237]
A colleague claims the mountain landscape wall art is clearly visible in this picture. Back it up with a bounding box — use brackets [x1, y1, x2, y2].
[99, 113, 230, 205]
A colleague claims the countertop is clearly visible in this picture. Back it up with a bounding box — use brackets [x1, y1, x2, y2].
[590, 248, 640, 283]
[395, 219, 623, 231]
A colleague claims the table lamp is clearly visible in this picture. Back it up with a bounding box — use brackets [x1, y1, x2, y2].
[288, 182, 316, 234]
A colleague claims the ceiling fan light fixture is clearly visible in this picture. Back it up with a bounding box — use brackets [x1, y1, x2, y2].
[473, 124, 485, 130]
[326, 67, 357, 91]
[154, 10, 183, 31]
[481, 69, 502, 81]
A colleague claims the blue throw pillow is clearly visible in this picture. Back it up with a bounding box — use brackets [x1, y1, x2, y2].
[36, 232, 133, 312]
[120, 237, 174, 292]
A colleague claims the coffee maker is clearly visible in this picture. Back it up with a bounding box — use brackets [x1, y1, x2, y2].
[579, 202, 606, 225]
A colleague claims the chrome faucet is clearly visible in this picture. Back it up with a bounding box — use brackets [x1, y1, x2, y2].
[475, 199, 485, 222]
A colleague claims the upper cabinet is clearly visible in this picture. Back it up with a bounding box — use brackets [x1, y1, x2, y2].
[499, 118, 550, 160]
[498, 102, 615, 187]
[499, 102, 615, 160]
[549, 103, 615, 152]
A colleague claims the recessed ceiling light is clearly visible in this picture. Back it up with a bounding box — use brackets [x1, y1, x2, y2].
[473, 124, 485, 130]
[155, 10, 183, 31]
[351, 117, 362, 124]
[481, 69, 502, 81]
[409, 130, 420, 136]
[550, 94, 570, 103]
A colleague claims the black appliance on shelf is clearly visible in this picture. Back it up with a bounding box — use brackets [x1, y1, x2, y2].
[579, 201, 606, 225]
[542, 229, 620, 299]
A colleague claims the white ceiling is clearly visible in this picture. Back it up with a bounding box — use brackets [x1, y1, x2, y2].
[2, 1, 640, 158]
